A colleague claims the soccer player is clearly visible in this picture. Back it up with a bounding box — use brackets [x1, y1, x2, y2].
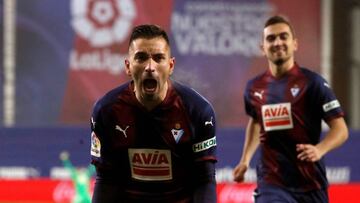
[59, 151, 95, 203]
[90, 24, 217, 203]
[233, 15, 348, 203]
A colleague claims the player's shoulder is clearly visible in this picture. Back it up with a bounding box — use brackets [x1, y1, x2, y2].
[298, 66, 320, 77]
[171, 80, 216, 129]
[172, 80, 212, 108]
[246, 70, 268, 89]
[171, 80, 215, 118]
[93, 82, 130, 112]
[298, 66, 328, 85]
[249, 71, 266, 81]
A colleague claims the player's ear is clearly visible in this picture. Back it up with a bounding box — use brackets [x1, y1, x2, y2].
[169, 57, 175, 75]
[260, 44, 266, 56]
[293, 38, 298, 51]
[125, 59, 131, 76]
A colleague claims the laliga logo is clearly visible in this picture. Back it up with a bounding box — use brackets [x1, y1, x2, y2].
[71, 0, 136, 47]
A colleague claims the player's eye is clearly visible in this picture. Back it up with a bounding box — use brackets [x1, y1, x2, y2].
[279, 33, 289, 40]
[134, 52, 149, 62]
[152, 54, 165, 63]
[266, 35, 276, 42]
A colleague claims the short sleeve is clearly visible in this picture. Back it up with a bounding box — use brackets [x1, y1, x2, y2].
[311, 75, 344, 122]
[244, 81, 258, 120]
[191, 104, 217, 162]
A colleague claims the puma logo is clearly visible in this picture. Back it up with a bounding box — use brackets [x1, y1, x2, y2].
[254, 90, 264, 100]
[205, 117, 214, 126]
[115, 125, 129, 138]
[91, 117, 96, 128]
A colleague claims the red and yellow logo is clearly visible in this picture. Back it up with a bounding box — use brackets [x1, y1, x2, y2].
[261, 103, 293, 131]
[128, 149, 172, 181]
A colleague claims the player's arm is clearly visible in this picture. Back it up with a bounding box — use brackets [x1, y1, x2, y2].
[297, 117, 348, 162]
[233, 117, 261, 182]
[191, 103, 217, 203]
[90, 103, 106, 166]
[297, 76, 349, 162]
[193, 160, 217, 203]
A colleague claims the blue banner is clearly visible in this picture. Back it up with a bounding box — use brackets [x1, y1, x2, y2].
[0, 128, 358, 183]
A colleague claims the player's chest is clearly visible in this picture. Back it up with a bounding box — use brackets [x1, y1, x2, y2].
[108, 105, 193, 148]
[251, 79, 307, 104]
[250, 80, 308, 131]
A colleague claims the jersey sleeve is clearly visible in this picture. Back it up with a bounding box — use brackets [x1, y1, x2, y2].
[90, 100, 107, 166]
[311, 75, 344, 122]
[188, 92, 218, 203]
[173, 81, 217, 163]
[191, 102, 217, 162]
[244, 80, 258, 120]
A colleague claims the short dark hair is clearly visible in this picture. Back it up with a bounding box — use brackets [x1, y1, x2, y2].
[128, 24, 170, 47]
[264, 15, 296, 38]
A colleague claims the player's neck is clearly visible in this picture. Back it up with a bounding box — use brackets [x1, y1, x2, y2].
[269, 59, 295, 78]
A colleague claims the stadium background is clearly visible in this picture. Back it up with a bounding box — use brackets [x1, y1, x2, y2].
[0, 0, 359, 202]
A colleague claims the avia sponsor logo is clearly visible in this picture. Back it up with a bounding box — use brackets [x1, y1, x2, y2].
[128, 149, 172, 181]
[192, 136, 216, 153]
[261, 103, 293, 131]
[323, 100, 340, 112]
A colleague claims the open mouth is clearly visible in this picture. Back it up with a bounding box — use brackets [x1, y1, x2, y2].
[143, 78, 157, 92]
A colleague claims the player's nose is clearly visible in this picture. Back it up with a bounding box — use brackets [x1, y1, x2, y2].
[145, 59, 155, 72]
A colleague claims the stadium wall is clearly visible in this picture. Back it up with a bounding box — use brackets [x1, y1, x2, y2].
[0, 128, 359, 202]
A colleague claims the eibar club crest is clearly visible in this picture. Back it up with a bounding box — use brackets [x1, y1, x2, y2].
[290, 85, 300, 97]
[171, 123, 184, 143]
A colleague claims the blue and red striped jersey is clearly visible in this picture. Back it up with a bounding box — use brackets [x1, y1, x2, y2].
[244, 64, 344, 192]
[90, 80, 217, 201]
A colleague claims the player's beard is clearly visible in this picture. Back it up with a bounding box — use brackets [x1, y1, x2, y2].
[274, 58, 285, 66]
[273, 53, 291, 66]
[271, 46, 290, 66]
[143, 92, 156, 100]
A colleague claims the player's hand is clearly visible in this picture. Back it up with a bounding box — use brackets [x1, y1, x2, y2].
[60, 151, 69, 161]
[233, 162, 248, 183]
[296, 144, 322, 162]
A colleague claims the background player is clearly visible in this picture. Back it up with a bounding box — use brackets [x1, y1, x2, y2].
[233, 15, 348, 203]
[90, 24, 217, 203]
[59, 151, 95, 203]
